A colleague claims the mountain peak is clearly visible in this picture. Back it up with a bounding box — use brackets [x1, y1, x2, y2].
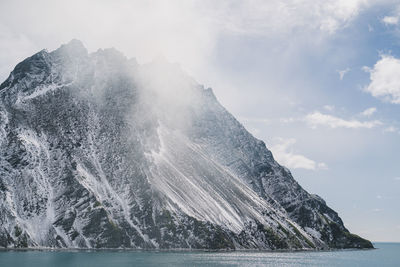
[64, 39, 86, 50]
[0, 42, 373, 250]
[53, 39, 88, 58]
[0, 49, 50, 91]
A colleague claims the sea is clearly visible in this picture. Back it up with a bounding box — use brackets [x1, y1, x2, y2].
[0, 242, 398, 267]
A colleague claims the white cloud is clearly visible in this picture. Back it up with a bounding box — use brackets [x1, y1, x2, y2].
[394, 177, 400, 181]
[269, 138, 327, 170]
[317, 162, 329, 170]
[383, 126, 398, 133]
[368, 24, 374, 32]
[0, 0, 375, 83]
[324, 105, 335, 111]
[337, 68, 350, 80]
[239, 117, 271, 124]
[363, 55, 400, 104]
[213, 0, 369, 35]
[381, 4, 400, 25]
[382, 16, 399, 25]
[360, 107, 377, 117]
[280, 117, 296, 123]
[305, 111, 382, 129]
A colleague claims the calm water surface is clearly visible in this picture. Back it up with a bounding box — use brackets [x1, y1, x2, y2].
[0, 242, 398, 267]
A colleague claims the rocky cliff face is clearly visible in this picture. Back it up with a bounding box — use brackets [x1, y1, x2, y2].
[0, 40, 372, 249]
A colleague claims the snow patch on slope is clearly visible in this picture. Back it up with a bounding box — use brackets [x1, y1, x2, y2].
[148, 124, 281, 234]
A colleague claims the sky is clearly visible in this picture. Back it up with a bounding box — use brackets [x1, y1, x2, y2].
[0, 0, 399, 242]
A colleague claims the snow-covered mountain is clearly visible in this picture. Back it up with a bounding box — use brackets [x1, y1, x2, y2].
[0, 40, 372, 249]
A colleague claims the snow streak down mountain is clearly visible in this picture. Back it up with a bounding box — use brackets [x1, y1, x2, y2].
[0, 40, 372, 249]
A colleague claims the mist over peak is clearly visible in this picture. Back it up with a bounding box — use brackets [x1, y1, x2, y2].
[58, 39, 87, 55]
